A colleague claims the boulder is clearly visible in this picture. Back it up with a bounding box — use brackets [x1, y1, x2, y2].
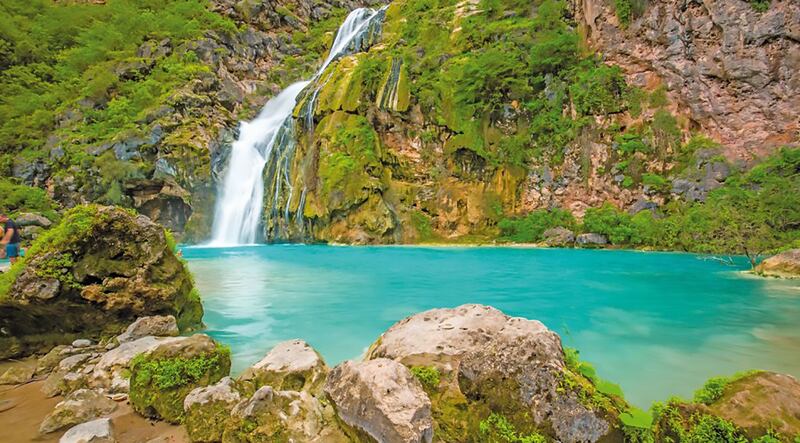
[59, 418, 116, 443]
[116, 315, 179, 343]
[129, 334, 230, 423]
[183, 377, 241, 443]
[324, 358, 433, 443]
[542, 227, 575, 247]
[72, 339, 92, 348]
[238, 339, 328, 394]
[222, 385, 348, 443]
[367, 305, 625, 442]
[0, 205, 203, 360]
[754, 249, 800, 279]
[0, 364, 35, 385]
[708, 372, 800, 440]
[576, 233, 608, 246]
[15, 212, 53, 228]
[39, 389, 117, 434]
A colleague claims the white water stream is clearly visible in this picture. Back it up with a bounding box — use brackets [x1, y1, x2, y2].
[208, 7, 385, 246]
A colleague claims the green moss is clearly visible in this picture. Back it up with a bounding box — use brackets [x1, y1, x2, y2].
[693, 370, 762, 405]
[129, 344, 231, 423]
[750, 0, 770, 13]
[479, 413, 546, 443]
[410, 366, 441, 391]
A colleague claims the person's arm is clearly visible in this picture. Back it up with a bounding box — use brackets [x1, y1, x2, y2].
[1, 226, 13, 245]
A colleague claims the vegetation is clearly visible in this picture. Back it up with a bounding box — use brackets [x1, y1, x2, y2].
[693, 370, 762, 405]
[498, 208, 576, 243]
[130, 346, 230, 390]
[478, 413, 546, 443]
[409, 365, 441, 391]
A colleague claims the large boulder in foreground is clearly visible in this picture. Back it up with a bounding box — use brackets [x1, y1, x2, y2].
[367, 304, 626, 442]
[184, 377, 241, 443]
[324, 358, 433, 443]
[129, 334, 230, 423]
[237, 339, 328, 395]
[0, 205, 203, 359]
[755, 249, 800, 278]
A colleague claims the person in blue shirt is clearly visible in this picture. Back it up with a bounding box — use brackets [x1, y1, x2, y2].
[0, 214, 21, 264]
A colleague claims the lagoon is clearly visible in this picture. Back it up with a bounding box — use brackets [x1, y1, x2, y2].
[183, 245, 800, 408]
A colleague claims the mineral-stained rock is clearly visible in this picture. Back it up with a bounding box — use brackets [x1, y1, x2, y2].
[0, 205, 203, 360]
[576, 233, 608, 246]
[39, 389, 117, 434]
[0, 364, 35, 385]
[129, 334, 230, 423]
[324, 358, 433, 443]
[708, 372, 800, 440]
[238, 339, 328, 395]
[116, 315, 179, 343]
[222, 385, 348, 443]
[59, 417, 116, 443]
[183, 377, 241, 443]
[542, 227, 575, 247]
[754, 249, 800, 279]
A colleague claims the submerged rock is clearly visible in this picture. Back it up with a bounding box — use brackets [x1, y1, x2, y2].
[238, 339, 328, 394]
[39, 388, 117, 434]
[324, 358, 433, 443]
[0, 205, 203, 360]
[754, 249, 800, 278]
[59, 417, 116, 443]
[129, 334, 230, 423]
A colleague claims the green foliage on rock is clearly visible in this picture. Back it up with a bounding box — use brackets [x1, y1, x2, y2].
[498, 208, 576, 243]
[693, 370, 762, 405]
[130, 343, 231, 423]
[479, 413, 547, 443]
[409, 366, 440, 391]
[0, 179, 58, 220]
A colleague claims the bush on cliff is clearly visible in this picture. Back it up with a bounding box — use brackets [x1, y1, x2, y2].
[0, 204, 203, 359]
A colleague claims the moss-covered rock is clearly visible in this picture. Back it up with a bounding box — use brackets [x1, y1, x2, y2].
[237, 339, 329, 396]
[0, 205, 203, 359]
[184, 377, 242, 443]
[129, 334, 230, 424]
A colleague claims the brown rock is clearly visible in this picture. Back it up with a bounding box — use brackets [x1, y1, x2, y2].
[755, 249, 800, 278]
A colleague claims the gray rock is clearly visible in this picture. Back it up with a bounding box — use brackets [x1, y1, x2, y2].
[72, 339, 92, 348]
[16, 213, 53, 228]
[542, 227, 575, 247]
[576, 233, 608, 246]
[40, 389, 117, 434]
[91, 336, 181, 393]
[183, 377, 241, 443]
[112, 137, 146, 161]
[238, 339, 328, 394]
[59, 417, 115, 443]
[116, 316, 179, 344]
[324, 359, 433, 443]
[628, 199, 659, 215]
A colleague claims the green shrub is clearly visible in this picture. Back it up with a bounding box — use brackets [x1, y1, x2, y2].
[409, 366, 440, 391]
[582, 203, 636, 245]
[478, 413, 546, 443]
[693, 370, 761, 405]
[750, 0, 770, 12]
[570, 64, 627, 116]
[498, 208, 576, 243]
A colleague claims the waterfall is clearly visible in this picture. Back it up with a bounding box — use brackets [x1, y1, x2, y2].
[208, 7, 386, 246]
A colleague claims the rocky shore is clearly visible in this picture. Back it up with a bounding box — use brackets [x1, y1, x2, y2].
[1, 305, 798, 443]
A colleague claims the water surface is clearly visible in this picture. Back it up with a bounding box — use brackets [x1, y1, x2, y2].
[183, 245, 800, 407]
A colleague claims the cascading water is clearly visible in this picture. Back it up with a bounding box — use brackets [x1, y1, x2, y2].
[208, 7, 386, 246]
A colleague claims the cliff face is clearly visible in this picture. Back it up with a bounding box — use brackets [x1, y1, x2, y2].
[575, 0, 800, 160]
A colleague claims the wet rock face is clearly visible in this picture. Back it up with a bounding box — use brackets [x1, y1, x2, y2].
[576, 0, 800, 158]
[324, 358, 434, 443]
[0, 205, 202, 359]
[754, 248, 800, 278]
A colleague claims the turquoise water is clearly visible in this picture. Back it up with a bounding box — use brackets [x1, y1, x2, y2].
[183, 245, 800, 407]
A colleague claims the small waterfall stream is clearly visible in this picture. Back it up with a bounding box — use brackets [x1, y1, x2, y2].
[208, 7, 386, 246]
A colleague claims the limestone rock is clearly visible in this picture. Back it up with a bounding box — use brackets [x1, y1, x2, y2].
[72, 339, 92, 348]
[0, 205, 203, 360]
[39, 389, 117, 434]
[16, 212, 53, 228]
[117, 315, 179, 343]
[223, 385, 348, 443]
[59, 418, 116, 443]
[708, 372, 800, 439]
[129, 334, 230, 423]
[183, 377, 241, 443]
[238, 339, 328, 394]
[754, 249, 800, 279]
[576, 233, 608, 246]
[324, 358, 433, 443]
[91, 336, 180, 393]
[0, 364, 35, 385]
[542, 227, 575, 247]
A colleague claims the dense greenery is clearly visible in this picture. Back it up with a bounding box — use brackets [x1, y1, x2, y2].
[0, 178, 58, 220]
[478, 413, 546, 443]
[409, 365, 441, 391]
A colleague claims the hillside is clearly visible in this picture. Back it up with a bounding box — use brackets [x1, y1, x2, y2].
[0, 0, 797, 256]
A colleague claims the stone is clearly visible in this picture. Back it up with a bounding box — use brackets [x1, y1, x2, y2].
[542, 227, 575, 247]
[0, 205, 203, 360]
[72, 339, 92, 348]
[324, 358, 433, 443]
[754, 249, 800, 279]
[628, 199, 658, 215]
[708, 372, 800, 440]
[183, 377, 241, 443]
[129, 334, 230, 423]
[59, 418, 115, 443]
[15, 212, 53, 228]
[39, 389, 117, 434]
[116, 315, 179, 343]
[238, 339, 328, 394]
[576, 233, 608, 246]
[0, 364, 35, 385]
[37, 345, 72, 375]
[92, 336, 181, 393]
[223, 385, 348, 443]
